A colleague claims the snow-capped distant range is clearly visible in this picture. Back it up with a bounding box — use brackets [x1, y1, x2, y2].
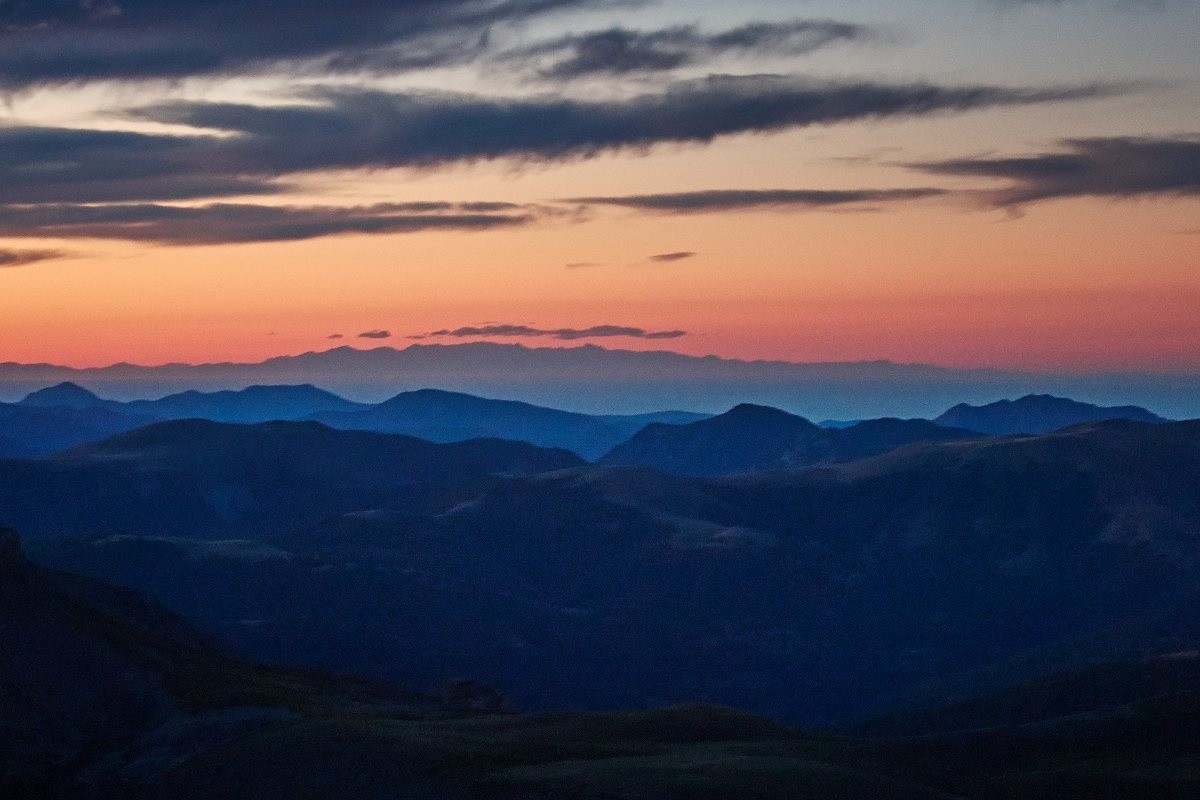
[2, 342, 1199, 420]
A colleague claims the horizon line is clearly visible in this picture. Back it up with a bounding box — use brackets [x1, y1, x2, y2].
[2, 341, 1200, 378]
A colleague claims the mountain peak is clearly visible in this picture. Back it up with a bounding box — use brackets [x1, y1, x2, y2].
[19, 381, 104, 409]
[934, 394, 1165, 436]
[723, 402, 803, 419]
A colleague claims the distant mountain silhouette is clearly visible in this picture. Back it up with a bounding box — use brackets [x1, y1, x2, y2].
[18, 381, 112, 409]
[1, 382, 372, 457]
[308, 387, 699, 460]
[124, 383, 367, 423]
[3, 381, 704, 460]
[935, 393, 1167, 435]
[0, 401, 160, 457]
[5, 342, 1200, 419]
[1, 419, 584, 538]
[600, 403, 979, 475]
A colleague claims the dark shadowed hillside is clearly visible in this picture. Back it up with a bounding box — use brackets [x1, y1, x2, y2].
[0, 419, 583, 538]
[0, 401, 160, 457]
[600, 403, 980, 475]
[861, 651, 1200, 736]
[6, 527, 1200, 799]
[28, 419, 1200, 725]
[935, 393, 1167, 435]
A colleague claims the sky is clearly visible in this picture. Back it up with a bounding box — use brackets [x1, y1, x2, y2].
[1, 0, 1198, 371]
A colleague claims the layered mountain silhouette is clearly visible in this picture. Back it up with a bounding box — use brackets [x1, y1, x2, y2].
[308, 388, 706, 460]
[122, 383, 368, 422]
[17, 381, 115, 410]
[6, 526, 1200, 799]
[0, 399, 159, 457]
[935, 393, 1166, 435]
[0, 382, 366, 457]
[2, 381, 708, 459]
[4, 343, 1199, 419]
[24, 418, 1200, 726]
[599, 403, 980, 475]
[0, 419, 583, 538]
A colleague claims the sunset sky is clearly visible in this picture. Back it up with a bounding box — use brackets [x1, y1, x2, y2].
[1, 0, 1198, 371]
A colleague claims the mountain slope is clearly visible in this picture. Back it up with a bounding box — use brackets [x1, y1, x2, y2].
[8, 522, 1200, 799]
[0, 419, 584, 538]
[0, 401, 160, 457]
[25, 419, 1200, 724]
[124, 383, 367, 423]
[17, 381, 114, 410]
[309, 387, 670, 460]
[935, 393, 1167, 435]
[600, 404, 979, 475]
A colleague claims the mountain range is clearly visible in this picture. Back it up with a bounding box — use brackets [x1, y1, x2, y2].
[935, 393, 1168, 435]
[0, 379, 1169, 466]
[599, 403, 982, 475]
[0, 419, 583, 538]
[13, 416, 1200, 727]
[307, 388, 706, 460]
[4, 342, 1200, 419]
[0, 382, 705, 460]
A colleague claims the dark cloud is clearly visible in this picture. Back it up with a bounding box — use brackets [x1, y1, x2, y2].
[0, 77, 1113, 209]
[415, 324, 686, 340]
[358, 330, 392, 340]
[140, 78, 1113, 170]
[503, 20, 871, 79]
[570, 187, 948, 212]
[0, 202, 533, 245]
[327, 334, 345, 340]
[0, 126, 285, 204]
[0, 248, 69, 267]
[649, 251, 697, 262]
[913, 136, 1200, 207]
[0, 77, 1117, 243]
[0, 0, 613, 87]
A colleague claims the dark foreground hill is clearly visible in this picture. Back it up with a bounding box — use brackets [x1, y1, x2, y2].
[935, 393, 1166, 435]
[0, 419, 583, 537]
[599, 403, 980, 474]
[5, 528, 1200, 799]
[26, 418, 1200, 725]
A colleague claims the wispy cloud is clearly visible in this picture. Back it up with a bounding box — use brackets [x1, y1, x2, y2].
[648, 251, 697, 262]
[569, 187, 948, 213]
[412, 324, 686, 340]
[501, 20, 873, 79]
[0, 248, 70, 268]
[136, 78, 1115, 171]
[0, 202, 534, 245]
[0, 0, 617, 88]
[913, 136, 1200, 207]
[358, 330, 392, 340]
[0, 77, 1115, 211]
